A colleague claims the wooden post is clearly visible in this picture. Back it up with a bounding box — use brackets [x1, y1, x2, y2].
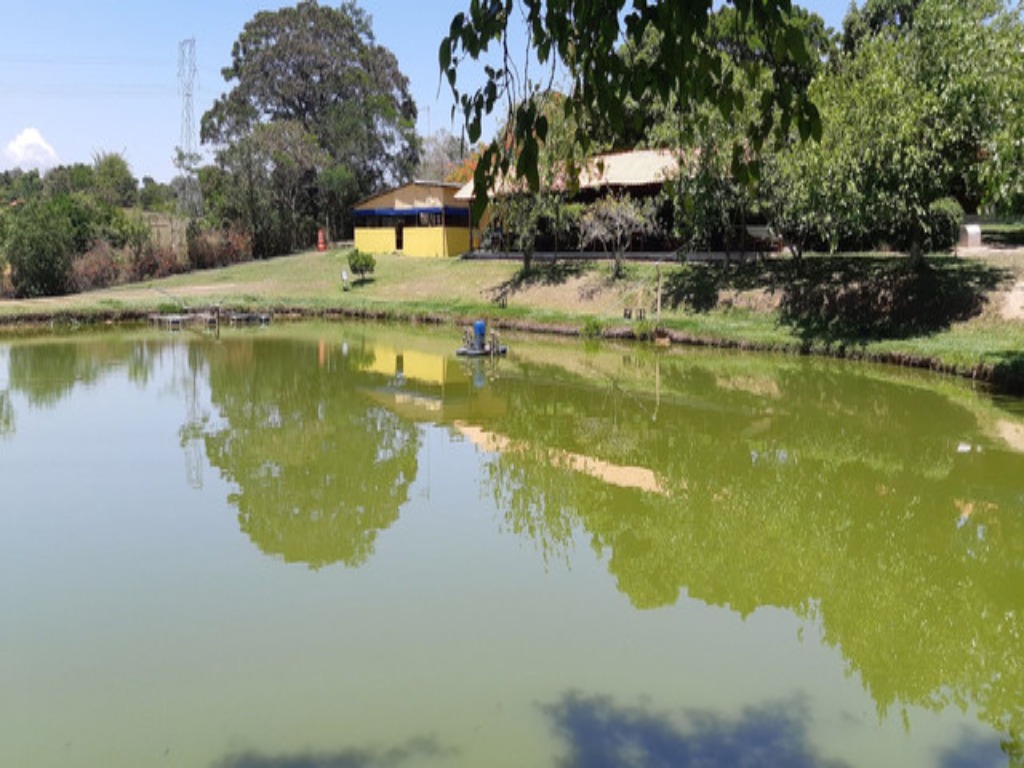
[656, 260, 663, 323]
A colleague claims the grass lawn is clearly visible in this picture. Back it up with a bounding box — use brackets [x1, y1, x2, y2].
[1, 245, 1022, 392]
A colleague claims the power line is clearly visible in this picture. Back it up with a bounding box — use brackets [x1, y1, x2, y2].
[0, 83, 175, 98]
[0, 54, 170, 67]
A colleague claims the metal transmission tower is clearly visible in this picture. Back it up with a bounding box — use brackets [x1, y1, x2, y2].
[177, 37, 203, 218]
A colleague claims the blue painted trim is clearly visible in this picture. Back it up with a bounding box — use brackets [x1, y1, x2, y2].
[352, 206, 468, 217]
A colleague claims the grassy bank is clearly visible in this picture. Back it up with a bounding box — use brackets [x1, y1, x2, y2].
[1, 246, 1022, 393]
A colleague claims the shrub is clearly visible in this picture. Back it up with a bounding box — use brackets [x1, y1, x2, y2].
[347, 249, 376, 282]
[580, 316, 604, 339]
[187, 223, 253, 270]
[70, 241, 126, 292]
[0, 264, 12, 298]
[5, 197, 75, 297]
[633, 319, 656, 340]
[925, 197, 965, 252]
[134, 245, 186, 280]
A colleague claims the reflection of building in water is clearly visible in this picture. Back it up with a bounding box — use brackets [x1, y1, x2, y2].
[359, 343, 507, 423]
[358, 341, 670, 495]
[454, 421, 667, 495]
[363, 344, 463, 385]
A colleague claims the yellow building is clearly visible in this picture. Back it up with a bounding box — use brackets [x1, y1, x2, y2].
[352, 181, 470, 258]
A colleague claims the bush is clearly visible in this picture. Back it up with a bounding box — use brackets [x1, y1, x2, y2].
[187, 223, 253, 270]
[5, 197, 75, 297]
[580, 316, 604, 339]
[70, 241, 126, 292]
[0, 264, 12, 298]
[633, 319, 656, 340]
[134, 245, 186, 281]
[347, 249, 376, 282]
[925, 197, 965, 252]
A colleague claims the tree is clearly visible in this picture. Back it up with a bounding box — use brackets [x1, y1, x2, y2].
[43, 164, 95, 199]
[212, 132, 279, 258]
[0, 168, 43, 204]
[842, 0, 922, 52]
[5, 197, 76, 297]
[491, 192, 546, 272]
[347, 249, 376, 283]
[91, 152, 138, 208]
[910, 0, 1024, 213]
[173, 147, 203, 219]
[196, 164, 232, 227]
[579, 194, 656, 278]
[440, 0, 821, 217]
[417, 128, 467, 182]
[118, 210, 152, 262]
[0, 208, 8, 287]
[201, 0, 419, 242]
[675, 128, 751, 253]
[317, 163, 359, 238]
[764, 0, 1024, 252]
[202, 122, 329, 259]
[139, 176, 175, 212]
[838, 0, 1024, 215]
[763, 36, 942, 254]
[625, 7, 835, 254]
[251, 121, 331, 252]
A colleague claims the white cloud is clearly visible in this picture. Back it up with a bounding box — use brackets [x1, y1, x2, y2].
[3, 128, 60, 171]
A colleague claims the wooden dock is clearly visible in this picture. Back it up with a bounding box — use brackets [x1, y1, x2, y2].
[150, 310, 270, 331]
[226, 312, 271, 326]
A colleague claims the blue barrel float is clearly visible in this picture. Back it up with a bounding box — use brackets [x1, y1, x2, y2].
[457, 319, 508, 357]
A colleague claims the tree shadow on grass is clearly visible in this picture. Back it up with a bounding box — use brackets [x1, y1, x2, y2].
[779, 257, 1009, 342]
[489, 260, 592, 306]
[663, 256, 1011, 343]
[982, 226, 1024, 248]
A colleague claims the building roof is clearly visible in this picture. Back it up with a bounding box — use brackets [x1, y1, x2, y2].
[454, 148, 680, 201]
[353, 180, 466, 212]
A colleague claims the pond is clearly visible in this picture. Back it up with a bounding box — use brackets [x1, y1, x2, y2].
[1, 322, 1022, 767]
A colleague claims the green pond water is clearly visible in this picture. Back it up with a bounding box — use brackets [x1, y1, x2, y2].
[1, 322, 1022, 767]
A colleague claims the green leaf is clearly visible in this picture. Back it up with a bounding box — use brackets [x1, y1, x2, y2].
[784, 24, 811, 66]
[808, 102, 823, 143]
[536, 115, 549, 143]
[517, 136, 540, 190]
[449, 12, 464, 38]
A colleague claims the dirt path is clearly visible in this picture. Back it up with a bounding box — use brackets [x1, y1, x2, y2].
[1001, 279, 1024, 320]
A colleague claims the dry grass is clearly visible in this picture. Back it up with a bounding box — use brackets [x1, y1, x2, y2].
[4, 245, 1022, 321]
[1, 245, 1023, 390]
[0, 249, 648, 319]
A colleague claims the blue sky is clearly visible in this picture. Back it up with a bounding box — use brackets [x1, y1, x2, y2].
[0, 0, 850, 183]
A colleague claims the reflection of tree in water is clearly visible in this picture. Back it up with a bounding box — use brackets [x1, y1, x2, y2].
[199, 337, 420, 569]
[474, 356, 1024, 750]
[8, 340, 106, 407]
[1, 332, 419, 570]
[0, 389, 13, 438]
[6, 336, 167, 408]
